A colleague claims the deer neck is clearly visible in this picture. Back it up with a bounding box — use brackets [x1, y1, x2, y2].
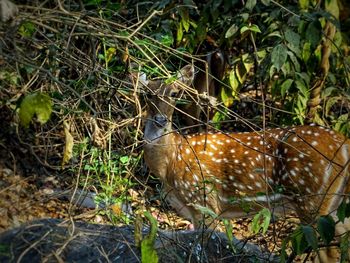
[144, 122, 181, 181]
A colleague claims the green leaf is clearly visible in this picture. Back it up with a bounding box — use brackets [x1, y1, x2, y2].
[225, 23, 239, 39]
[301, 225, 318, 250]
[245, 0, 256, 11]
[264, 31, 282, 39]
[120, 156, 129, 164]
[223, 219, 233, 243]
[250, 24, 261, 33]
[337, 200, 347, 223]
[314, 45, 322, 63]
[176, 22, 183, 46]
[164, 75, 177, 85]
[141, 211, 159, 263]
[346, 200, 350, 218]
[271, 44, 288, 71]
[284, 28, 301, 57]
[269, 65, 276, 79]
[306, 21, 322, 47]
[212, 110, 228, 129]
[229, 69, 240, 97]
[299, 0, 309, 9]
[301, 42, 311, 63]
[240, 24, 261, 34]
[322, 87, 337, 99]
[256, 49, 267, 63]
[240, 13, 249, 22]
[340, 232, 350, 263]
[193, 204, 218, 219]
[160, 34, 174, 47]
[291, 226, 309, 255]
[325, 96, 339, 116]
[317, 215, 335, 245]
[105, 47, 116, 64]
[337, 198, 350, 223]
[334, 114, 350, 133]
[280, 61, 291, 77]
[285, 28, 300, 48]
[332, 31, 342, 53]
[287, 51, 301, 71]
[223, 219, 236, 253]
[251, 208, 271, 234]
[242, 53, 254, 72]
[221, 87, 234, 107]
[295, 79, 309, 97]
[195, 22, 207, 42]
[280, 238, 289, 262]
[296, 72, 310, 86]
[325, 0, 340, 19]
[280, 79, 294, 97]
[179, 8, 190, 32]
[19, 92, 52, 128]
[134, 39, 152, 46]
[187, 18, 196, 30]
[18, 21, 36, 38]
[261, 0, 270, 6]
[240, 26, 250, 34]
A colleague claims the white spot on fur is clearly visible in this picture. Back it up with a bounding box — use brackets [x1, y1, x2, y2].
[210, 144, 218, 150]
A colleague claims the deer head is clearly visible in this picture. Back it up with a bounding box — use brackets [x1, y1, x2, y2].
[143, 65, 195, 143]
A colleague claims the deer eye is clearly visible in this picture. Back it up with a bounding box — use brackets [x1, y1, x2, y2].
[169, 90, 178, 98]
[144, 92, 152, 100]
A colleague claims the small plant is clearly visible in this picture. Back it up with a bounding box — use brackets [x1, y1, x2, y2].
[80, 146, 141, 224]
[141, 211, 159, 263]
[281, 196, 350, 262]
[251, 208, 271, 235]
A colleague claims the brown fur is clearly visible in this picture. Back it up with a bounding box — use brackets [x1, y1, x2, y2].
[142, 65, 350, 262]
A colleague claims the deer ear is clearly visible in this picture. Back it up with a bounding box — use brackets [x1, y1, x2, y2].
[130, 63, 149, 87]
[177, 65, 194, 86]
[138, 72, 149, 86]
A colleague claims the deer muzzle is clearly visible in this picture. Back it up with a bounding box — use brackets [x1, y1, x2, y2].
[153, 114, 168, 128]
[144, 113, 170, 143]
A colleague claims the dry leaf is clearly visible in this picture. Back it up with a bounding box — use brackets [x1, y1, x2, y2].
[62, 120, 74, 167]
[122, 46, 129, 62]
[91, 118, 106, 149]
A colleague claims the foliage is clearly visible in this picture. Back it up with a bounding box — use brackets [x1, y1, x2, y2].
[219, 0, 349, 129]
[280, 197, 350, 262]
[337, 197, 350, 223]
[18, 92, 52, 128]
[1, 0, 350, 261]
[340, 232, 350, 263]
[80, 145, 140, 224]
[116, 0, 350, 134]
[141, 211, 159, 263]
[223, 219, 237, 253]
[251, 208, 271, 235]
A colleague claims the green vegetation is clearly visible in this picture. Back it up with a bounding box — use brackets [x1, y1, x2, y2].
[1, 0, 349, 261]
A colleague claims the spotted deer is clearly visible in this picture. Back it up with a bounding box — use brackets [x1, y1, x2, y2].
[141, 65, 350, 262]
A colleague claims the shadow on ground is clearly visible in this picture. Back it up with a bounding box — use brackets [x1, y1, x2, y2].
[0, 219, 278, 263]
